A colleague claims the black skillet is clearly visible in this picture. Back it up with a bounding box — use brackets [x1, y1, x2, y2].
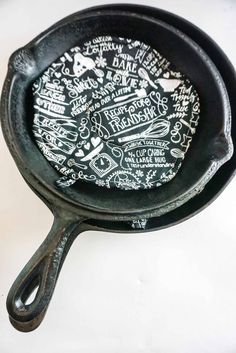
[0, 7, 233, 332]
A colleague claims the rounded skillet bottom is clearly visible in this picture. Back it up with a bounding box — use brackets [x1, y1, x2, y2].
[79, 4, 236, 232]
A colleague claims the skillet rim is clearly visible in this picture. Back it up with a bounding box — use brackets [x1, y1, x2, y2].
[0, 8, 233, 221]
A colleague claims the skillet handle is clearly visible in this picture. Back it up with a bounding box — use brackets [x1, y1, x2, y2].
[7, 213, 87, 332]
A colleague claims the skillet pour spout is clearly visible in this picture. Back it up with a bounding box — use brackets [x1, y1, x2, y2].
[0, 5, 234, 332]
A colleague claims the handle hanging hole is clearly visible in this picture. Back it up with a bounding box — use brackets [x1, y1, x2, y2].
[25, 284, 40, 306]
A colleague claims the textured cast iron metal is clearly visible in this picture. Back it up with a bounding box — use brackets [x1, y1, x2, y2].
[0, 5, 235, 332]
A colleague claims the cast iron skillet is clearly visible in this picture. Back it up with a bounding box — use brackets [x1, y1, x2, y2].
[0, 8, 233, 332]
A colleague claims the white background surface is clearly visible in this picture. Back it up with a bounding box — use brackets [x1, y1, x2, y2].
[1, 0, 236, 352]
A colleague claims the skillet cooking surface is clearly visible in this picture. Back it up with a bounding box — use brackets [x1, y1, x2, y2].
[32, 35, 200, 190]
